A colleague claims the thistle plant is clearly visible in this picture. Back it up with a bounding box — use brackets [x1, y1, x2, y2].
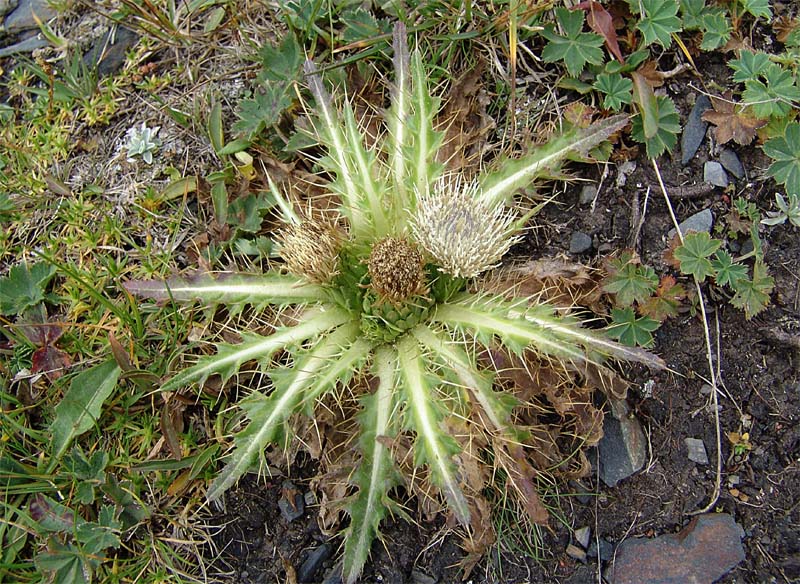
[126, 25, 664, 583]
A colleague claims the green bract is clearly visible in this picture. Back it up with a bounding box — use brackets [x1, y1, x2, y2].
[126, 24, 664, 583]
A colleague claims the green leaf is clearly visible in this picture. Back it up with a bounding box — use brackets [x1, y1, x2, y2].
[673, 231, 723, 281]
[396, 335, 469, 524]
[232, 84, 294, 139]
[762, 122, 800, 194]
[743, 64, 800, 119]
[342, 345, 399, 584]
[679, 0, 705, 30]
[607, 307, 660, 347]
[711, 250, 748, 287]
[631, 95, 681, 158]
[761, 193, 800, 228]
[729, 51, 772, 84]
[541, 7, 605, 78]
[257, 34, 303, 82]
[700, 12, 731, 51]
[730, 261, 774, 319]
[594, 73, 633, 111]
[479, 114, 629, 206]
[0, 262, 57, 315]
[637, 0, 681, 48]
[205, 319, 359, 500]
[739, 0, 771, 19]
[50, 361, 121, 465]
[207, 101, 224, 155]
[602, 254, 659, 306]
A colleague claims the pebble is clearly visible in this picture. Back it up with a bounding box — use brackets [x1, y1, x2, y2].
[579, 184, 597, 205]
[321, 561, 344, 584]
[410, 570, 437, 584]
[681, 95, 712, 165]
[718, 148, 745, 179]
[0, 33, 47, 56]
[298, 544, 332, 583]
[685, 437, 709, 465]
[594, 398, 647, 487]
[703, 161, 729, 187]
[606, 513, 745, 584]
[574, 526, 591, 548]
[567, 543, 588, 562]
[278, 480, 305, 522]
[668, 209, 713, 240]
[569, 480, 594, 505]
[83, 26, 139, 77]
[569, 231, 593, 254]
[615, 161, 637, 188]
[588, 538, 615, 562]
[1, 0, 56, 35]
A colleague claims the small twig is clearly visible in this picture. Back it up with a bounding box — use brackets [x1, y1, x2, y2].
[652, 159, 722, 515]
[663, 182, 715, 199]
[628, 186, 651, 250]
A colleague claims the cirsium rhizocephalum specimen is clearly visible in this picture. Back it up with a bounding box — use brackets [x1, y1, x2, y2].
[126, 23, 664, 583]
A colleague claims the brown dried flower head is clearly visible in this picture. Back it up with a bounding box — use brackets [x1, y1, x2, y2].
[367, 237, 426, 303]
[277, 220, 342, 284]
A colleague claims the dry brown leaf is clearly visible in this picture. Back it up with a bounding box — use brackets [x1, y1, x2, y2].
[773, 16, 799, 44]
[636, 61, 665, 88]
[702, 95, 767, 145]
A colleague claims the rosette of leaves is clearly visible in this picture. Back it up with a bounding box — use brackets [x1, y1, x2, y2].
[126, 24, 663, 583]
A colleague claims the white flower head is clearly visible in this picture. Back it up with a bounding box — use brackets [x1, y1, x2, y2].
[411, 174, 522, 278]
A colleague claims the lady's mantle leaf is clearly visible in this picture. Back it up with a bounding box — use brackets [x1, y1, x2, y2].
[763, 122, 800, 194]
[541, 7, 605, 78]
[673, 232, 722, 281]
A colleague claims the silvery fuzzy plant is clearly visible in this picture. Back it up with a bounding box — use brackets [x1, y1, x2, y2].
[126, 24, 664, 583]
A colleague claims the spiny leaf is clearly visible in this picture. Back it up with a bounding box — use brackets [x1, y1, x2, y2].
[123, 272, 327, 309]
[206, 320, 358, 500]
[342, 346, 399, 584]
[50, 360, 121, 466]
[161, 308, 350, 393]
[479, 114, 628, 206]
[396, 335, 470, 525]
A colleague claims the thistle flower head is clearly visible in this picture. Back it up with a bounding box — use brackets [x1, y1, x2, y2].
[411, 175, 521, 278]
[277, 219, 343, 284]
[367, 237, 426, 303]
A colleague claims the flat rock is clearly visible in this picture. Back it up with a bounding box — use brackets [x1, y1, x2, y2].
[298, 544, 331, 583]
[718, 148, 745, 179]
[0, 33, 47, 56]
[685, 437, 709, 465]
[278, 480, 305, 522]
[569, 231, 593, 254]
[703, 161, 728, 187]
[668, 209, 713, 240]
[606, 513, 745, 584]
[567, 543, 587, 562]
[596, 398, 646, 487]
[574, 526, 591, 548]
[2, 0, 56, 34]
[0, 0, 18, 19]
[681, 95, 712, 165]
[83, 26, 139, 77]
[588, 538, 615, 562]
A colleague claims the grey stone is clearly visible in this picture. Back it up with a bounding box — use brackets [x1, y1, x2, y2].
[574, 526, 591, 548]
[718, 148, 745, 179]
[588, 538, 615, 562]
[569, 231, 593, 254]
[681, 95, 712, 165]
[2, 0, 56, 34]
[569, 480, 594, 504]
[0, 33, 47, 56]
[411, 570, 437, 584]
[278, 480, 305, 522]
[0, 0, 18, 19]
[668, 208, 714, 240]
[596, 398, 647, 487]
[567, 543, 588, 562]
[685, 437, 709, 465]
[703, 161, 729, 187]
[579, 184, 597, 205]
[83, 27, 139, 77]
[298, 544, 331, 583]
[321, 561, 343, 584]
[740, 238, 754, 256]
[606, 514, 745, 584]
[616, 160, 637, 188]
